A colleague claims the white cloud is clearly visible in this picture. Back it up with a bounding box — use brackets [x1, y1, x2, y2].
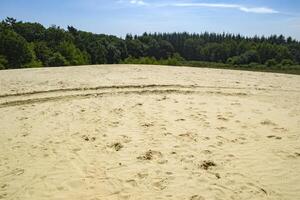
[238, 6, 278, 14]
[126, 1, 279, 14]
[172, 3, 278, 14]
[129, 0, 147, 6]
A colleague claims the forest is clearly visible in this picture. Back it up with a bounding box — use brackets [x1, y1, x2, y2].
[0, 17, 300, 74]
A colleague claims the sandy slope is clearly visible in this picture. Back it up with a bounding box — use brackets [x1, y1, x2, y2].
[0, 65, 299, 200]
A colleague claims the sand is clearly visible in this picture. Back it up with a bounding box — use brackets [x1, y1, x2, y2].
[0, 64, 299, 200]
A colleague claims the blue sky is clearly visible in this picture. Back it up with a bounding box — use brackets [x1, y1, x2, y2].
[0, 0, 300, 39]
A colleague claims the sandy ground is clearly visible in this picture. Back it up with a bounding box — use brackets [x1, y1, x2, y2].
[0, 64, 300, 200]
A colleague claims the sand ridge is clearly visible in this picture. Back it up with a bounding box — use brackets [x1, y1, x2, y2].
[0, 65, 299, 200]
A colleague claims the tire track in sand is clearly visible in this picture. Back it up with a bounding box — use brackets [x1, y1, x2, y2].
[5, 82, 299, 108]
[0, 84, 298, 99]
[0, 84, 252, 108]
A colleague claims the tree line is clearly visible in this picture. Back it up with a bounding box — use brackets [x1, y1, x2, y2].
[0, 17, 300, 71]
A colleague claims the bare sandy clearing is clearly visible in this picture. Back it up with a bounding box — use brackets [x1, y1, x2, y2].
[0, 65, 300, 200]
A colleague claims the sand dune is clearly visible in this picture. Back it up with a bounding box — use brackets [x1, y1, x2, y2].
[0, 65, 299, 200]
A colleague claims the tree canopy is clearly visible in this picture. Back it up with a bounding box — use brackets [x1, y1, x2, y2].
[0, 17, 300, 72]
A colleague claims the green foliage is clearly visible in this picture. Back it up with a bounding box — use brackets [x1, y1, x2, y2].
[247, 62, 264, 69]
[106, 44, 121, 64]
[45, 25, 73, 48]
[281, 59, 294, 66]
[227, 56, 242, 65]
[265, 59, 278, 68]
[33, 41, 53, 66]
[0, 55, 8, 69]
[200, 43, 228, 62]
[182, 60, 231, 69]
[183, 38, 202, 60]
[0, 28, 33, 68]
[157, 40, 175, 59]
[126, 38, 145, 58]
[57, 41, 89, 65]
[22, 42, 43, 68]
[48, 52, 69, 67]
[161, 53, 185, 66]
[122, 53, 185, 66]
[227, 50, 259, 65]
[86, 41, 107, 64]
[23, 59, 43, 68]
[241, 50, 260, 64]
[146, 39, 160, 59]
[122, 56, 158, 65]
[0, 17, 300, 75]
[12, 22, 46, 42]
[257, 43, 278, 64]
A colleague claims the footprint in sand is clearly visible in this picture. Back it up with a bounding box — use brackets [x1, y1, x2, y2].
[273, 150, 299, 159]
[231, 137, 247, 144]
[141, 122, 154, 127]
[225, 111, 235, 118]
[81, 135, 96, 142]
[199, 160, 217, 170]
[178, 132, 198, 142]
[163, 132, 172, 136]
[273, 127, 288, 132]
[241, 125, 247, 129]
[156, 96, 168, 101]
[260, 120, 277, 126]
[190, 195, 205, 200]
[216, 126, 227, 131]
[110, 142, 124, 151]
[21, 132, 30, 137]
[109, 121, 120, 127]
[267, 135, 282, 140]
[132, 103, 143, 108]
[120, 135, 132, 143]
[72, 147, 81, 153]
[180, 154, 196, 164]
[4, 168, 25, 177]
[202, 121, 210, 127]
[125, 179, 137, 187]
[111, 108, 124, 116]
[137, 172, 148, 179]
[244, 182, 268, 196]
[137, 150, 162, 161]
[217, 115, 229, 121]
[152, 178, 168, 190]
[202, 150, 212, 155]
[0, 193, 8, 199]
